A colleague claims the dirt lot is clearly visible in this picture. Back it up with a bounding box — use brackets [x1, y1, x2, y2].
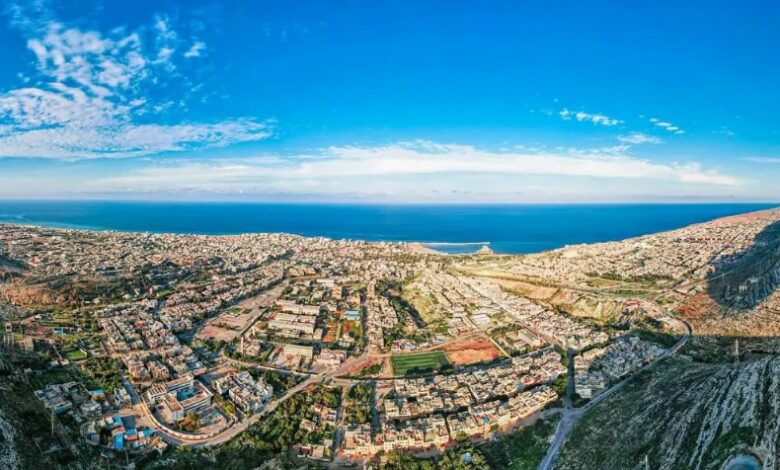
[341, 356, 387, 377]
[443, 338, 501, 365]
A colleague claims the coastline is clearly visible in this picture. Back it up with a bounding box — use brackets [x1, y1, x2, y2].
[1, 202, 777, 256]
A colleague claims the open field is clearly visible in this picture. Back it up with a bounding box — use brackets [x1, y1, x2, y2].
[196, 309, 261, 342]
[341, 356, 386, 377]
[443, 338, 501, 365]
[390, 351, 450, 375]
[64, 349, 87, 361]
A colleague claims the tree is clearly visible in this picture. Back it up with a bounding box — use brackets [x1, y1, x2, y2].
[186, 412, 201, 430]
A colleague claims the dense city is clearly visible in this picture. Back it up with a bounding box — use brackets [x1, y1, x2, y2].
[1, 207, 780, 469]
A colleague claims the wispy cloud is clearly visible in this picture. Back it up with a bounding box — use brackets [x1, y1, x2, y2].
[88, 140, 741, 195]
[742, 157, 780, 164]
[649, 117, 684, 135]
[184, 41, 206, 58]
[617, 133, 662, 145]
[0, 3, 270, 159]
[560, 108, 622, 126]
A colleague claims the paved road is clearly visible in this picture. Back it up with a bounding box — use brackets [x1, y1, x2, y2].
[120, 373, 141, 405]
[537, 317, 691, 470]
[192, 372, 327, 447]
[145, 371, 328, 447]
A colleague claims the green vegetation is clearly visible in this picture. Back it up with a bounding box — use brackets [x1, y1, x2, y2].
[200, 338, 226, 353]
[153, 385, 341, 469]
[383, 448, 490, 469]
[356, 362, 383, 377]
[80, 356, 122, 390]
[609, 288, 653, 297]
[377, 279, 425, 329]
[29, 367, 79, 391]
[403, 279, 446, 325]
[64, 348, 87, 361]
[251, 369, 300, 395]
[178, 412, 202, 432]
[0, 371, 80, 467]
[555, 356, 777, 469]
[551, 374, 568, 397]
[588, 272, 674, 284]
[479, 417, 561, 469]
[391, 351, 451, 376]
[348, 382, 372, 402]
[214, 394, 237, 417]
[345, 383, 373, 424]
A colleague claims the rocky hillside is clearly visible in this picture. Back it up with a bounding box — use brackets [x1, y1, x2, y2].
[0, 254, 26, 281]
[556, 356, 780, 469]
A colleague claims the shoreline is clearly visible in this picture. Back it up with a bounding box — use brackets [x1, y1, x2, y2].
[0, 220, 495, 256]
[1, 203, 777, 257]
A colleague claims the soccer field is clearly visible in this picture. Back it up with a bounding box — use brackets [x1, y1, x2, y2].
[390, 351, 450, 376]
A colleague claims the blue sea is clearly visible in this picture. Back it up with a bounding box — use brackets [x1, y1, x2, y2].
[0, 201, 776, 254]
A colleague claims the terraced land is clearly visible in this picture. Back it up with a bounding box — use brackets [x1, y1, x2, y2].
[390, 351, 451, 376]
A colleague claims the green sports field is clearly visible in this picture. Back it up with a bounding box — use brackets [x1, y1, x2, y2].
[390, 351, 450, 376]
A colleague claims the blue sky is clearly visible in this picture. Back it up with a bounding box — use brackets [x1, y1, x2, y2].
[0, 0, 778, 202]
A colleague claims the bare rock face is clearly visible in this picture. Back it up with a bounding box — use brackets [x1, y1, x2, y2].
[707, 220, 780, 310]
[0, 390, 20, 470]
[556, 356, 780, 470]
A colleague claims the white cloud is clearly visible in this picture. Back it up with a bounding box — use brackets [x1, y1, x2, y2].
[89, 141, 742, 193]
[560, 108, 622, 126]
[617, 133, 662, 145]
[0, 7, 271, 159]
[0, 119, 272, 159]
[649, 117, 685, 135]
[184, 41, 206, 58]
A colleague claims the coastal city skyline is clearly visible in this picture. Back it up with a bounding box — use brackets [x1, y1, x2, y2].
[1, 3, 780, 469]
[1, 0, 779, 202]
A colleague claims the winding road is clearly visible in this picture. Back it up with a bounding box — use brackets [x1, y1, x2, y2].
[141, 371, 327, 447]
[537, 317, 692, 470]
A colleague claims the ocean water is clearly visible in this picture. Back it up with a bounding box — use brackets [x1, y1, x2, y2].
[0, 201, 776, 254]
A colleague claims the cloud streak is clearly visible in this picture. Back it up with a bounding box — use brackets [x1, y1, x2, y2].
[649, 117, 685, 135]
[560, 108, 622, 126]
[618, 133, 662, 145]
[88, 141, 741, 195]
[742, 157, 780, 164]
